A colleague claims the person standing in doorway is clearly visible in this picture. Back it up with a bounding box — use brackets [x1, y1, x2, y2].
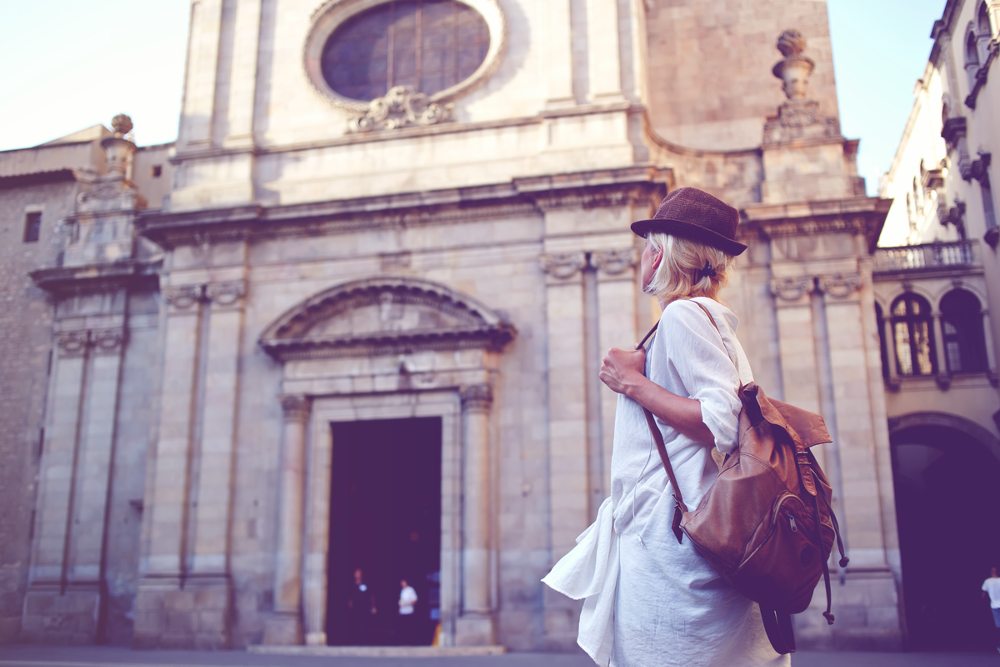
[982, 565, 1000, 653]
[397, 578, 419, 645]
[347, 567, 377, 644]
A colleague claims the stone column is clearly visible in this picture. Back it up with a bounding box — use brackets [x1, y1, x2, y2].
[982, 308, 999, 384]
[592, 248, 638, 503]
[770, 276, 822, 412]
[544, 0, 575, 106]
[219, 0, 261, 147]
[67, 327, 126, 584]
[265, 394, 310, 645]
[932, 311, 951, 389]
[798, 272, 901, 647]
[135, 285, 204, 647]
[179, 0, 224, 147]
[540, 252, 590, 552]
[586, 0, 623, 100]
[189, 281, 246, 575]
[881, 311, 901, 389]
[456, 384, 495, 645]
[21, 330, 91, 641]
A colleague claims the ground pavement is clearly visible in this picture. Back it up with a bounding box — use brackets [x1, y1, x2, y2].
[1, 646, 999, 667]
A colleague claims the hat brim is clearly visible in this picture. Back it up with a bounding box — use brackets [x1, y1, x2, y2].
[630, 218, 748, 256]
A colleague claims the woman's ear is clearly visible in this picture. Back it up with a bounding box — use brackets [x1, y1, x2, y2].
[651, 247, 663, 271]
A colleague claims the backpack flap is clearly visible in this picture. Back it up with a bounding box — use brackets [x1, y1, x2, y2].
[739, 383, 831, 449]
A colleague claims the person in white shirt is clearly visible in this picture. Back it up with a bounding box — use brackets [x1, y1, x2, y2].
[397, 578, 419, 645]
[543, 188, 785, 666]
[982, 566, 1000, 652]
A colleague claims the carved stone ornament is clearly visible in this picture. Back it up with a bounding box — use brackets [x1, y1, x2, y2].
[539, 252, 587, 280]
[770, 276, 813, 302]
[938, 199, 967, 238]
[763, 30, 841, 145]
[591, 249, 638, 277]
[259, 277, 516, 360]
[460, 383, 493, 411]
[91, 328, 126, 353]
[772, 30, 815, 101]
[348, 86, 454, 133]
[280, 394, 310, 420]
[164, 285, 204, 311]
[818, 273, 862, 299]
[111, 114, 133, 137]
[56, 330, 89, 356]
[206, 281, 247, 307]
[967, 152, 992, 184]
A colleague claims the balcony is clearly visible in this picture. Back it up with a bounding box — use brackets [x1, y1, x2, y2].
[873, 240, 978, 276]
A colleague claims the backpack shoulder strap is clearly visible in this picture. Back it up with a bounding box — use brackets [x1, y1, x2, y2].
[635, 320, 688, 542]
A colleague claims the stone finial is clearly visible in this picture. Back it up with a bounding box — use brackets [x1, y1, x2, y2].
[111, 113, 133, 137]
[772, 30, 815, 101]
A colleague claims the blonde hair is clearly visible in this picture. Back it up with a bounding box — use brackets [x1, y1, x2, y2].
[643, 233, 732, 304]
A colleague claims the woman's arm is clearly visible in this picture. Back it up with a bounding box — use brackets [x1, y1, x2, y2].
[600, 347, 714, 445]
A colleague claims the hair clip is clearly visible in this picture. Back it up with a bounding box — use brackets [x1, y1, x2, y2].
[698, 261, 717, 280]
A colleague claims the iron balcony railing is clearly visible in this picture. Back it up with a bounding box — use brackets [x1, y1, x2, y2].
[873, 240, 977, 273]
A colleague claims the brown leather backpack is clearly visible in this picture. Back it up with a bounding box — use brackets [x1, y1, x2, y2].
[636, 302, 848, 655]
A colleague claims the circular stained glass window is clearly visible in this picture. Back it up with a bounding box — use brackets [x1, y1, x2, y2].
[321, 0, 491, 102]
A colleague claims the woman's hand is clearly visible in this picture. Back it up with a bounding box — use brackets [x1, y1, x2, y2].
[599, 347, 646, 396]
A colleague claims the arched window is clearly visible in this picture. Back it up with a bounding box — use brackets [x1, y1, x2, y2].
[940, 288, 988, 373]
[965, 27, 981, 91]
[965, 29, 980, 68]
[978, 2, 993, 61]
[891, 293, 937, 377]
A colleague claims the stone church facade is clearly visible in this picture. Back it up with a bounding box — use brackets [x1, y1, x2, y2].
[4, 0, 992, 652]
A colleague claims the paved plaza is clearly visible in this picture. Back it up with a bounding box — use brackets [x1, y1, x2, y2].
[1, 646, 999, 667]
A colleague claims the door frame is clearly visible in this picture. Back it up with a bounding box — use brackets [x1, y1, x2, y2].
[303, 391, 462, 646]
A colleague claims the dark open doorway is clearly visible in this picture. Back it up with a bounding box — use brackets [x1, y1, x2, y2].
[890, 421, 1000, 650]
[326, 416, 442, 646]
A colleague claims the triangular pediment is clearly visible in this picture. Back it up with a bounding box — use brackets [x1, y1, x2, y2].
[260, 277, 515, 359]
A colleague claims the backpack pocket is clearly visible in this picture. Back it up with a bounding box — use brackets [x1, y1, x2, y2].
[734, 492, 825, 613]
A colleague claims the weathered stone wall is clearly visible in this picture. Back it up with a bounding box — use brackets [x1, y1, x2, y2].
[645, 0, 840, 150]
[0, 179, 79, 641]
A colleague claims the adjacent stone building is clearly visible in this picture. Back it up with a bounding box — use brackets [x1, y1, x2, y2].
[2, 0, 989, 653]
[877, 0, 1000, 650]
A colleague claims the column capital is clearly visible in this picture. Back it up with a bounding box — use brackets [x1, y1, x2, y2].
[817, 273, 863, 300]
[90, 327, 126, 355]
[163, 284, 204, 312]
[460, 384, 493, 412]
[206, 280, 247, 309]
[540, 252, 587, 282]
[590, 248, 638, 278]
[770, 275, 814, 303]
[280, 394, 311, 421]
[55, 330, 89, 357]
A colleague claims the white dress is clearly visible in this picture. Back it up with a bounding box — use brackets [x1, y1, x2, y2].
[542, 297, 789, 667]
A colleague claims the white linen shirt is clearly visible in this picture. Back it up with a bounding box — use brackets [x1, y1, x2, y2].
[543, 297, 787, 667]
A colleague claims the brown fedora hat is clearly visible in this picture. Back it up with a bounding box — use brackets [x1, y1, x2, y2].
[631, 187, 747, 256]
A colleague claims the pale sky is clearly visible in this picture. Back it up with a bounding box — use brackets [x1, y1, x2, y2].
[0, 1, 945, 193]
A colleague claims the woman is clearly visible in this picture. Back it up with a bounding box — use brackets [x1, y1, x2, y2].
[543, 188, 787, 667]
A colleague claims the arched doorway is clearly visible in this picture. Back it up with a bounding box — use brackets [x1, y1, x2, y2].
[889, 413, 1000, 650]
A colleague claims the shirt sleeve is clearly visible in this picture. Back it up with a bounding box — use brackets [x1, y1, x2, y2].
[657, 300, 742, 454]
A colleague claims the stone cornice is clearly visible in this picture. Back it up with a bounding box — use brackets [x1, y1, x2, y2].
[137, 167, 671, 249]
[0, 168, 79, 190]
[30, 259, 161, 295]
[740, 196, 891, 252]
